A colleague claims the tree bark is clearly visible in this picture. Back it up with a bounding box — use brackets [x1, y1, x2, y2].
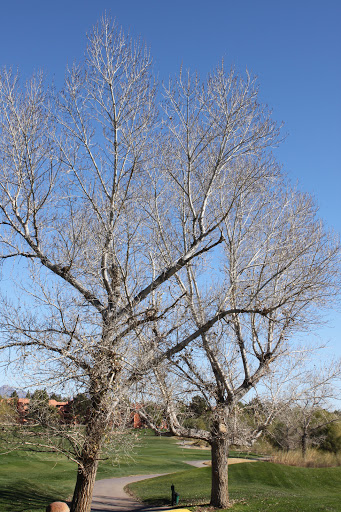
[70, 376, 111, 512]
[301, 429, 308, 458]
[210, 434, 229, 508]
[70, 457, 99, 512]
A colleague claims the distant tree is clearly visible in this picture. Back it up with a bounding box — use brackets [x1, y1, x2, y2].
[49, 392, 64, 402]
[268, 407, 341, 456]
[31, 389, 49, 402]
[189, 395, 209, 417]
[317, 420, 341, 454]
[263, 364, 341, 456]
[71, 393, 91, 424]
[10, 390, 19, 408]
[180, 395, 212, 431]
[0, 398, 18, 425]
[267, 416, 297, 451]
[28, 389, 58, 425]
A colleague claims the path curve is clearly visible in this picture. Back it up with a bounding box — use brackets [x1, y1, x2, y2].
[91, 474, 167, 512]
[90, 459, 256, 511]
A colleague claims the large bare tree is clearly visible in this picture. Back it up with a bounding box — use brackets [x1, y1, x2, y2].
[139, 177, 340, 507]
[0, 17, 288, 512]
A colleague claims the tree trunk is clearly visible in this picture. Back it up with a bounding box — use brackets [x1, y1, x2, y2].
[70, 377, 111, 512]
[70, 322, 120, 512]
[210, 434, 229, 508]
[301, 430, 308, 458]
[70, 457, 99, 512]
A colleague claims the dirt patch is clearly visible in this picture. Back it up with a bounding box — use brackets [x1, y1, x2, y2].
[185, 458, 256, 468]
[177, 440, 210, 450]
[202, 458, 256, 466]
[229, 458, 256, 464]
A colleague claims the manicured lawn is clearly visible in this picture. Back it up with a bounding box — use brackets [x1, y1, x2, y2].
[0, 449, 76, 512]
[97, 430, 213, 478]
[128, 462, 341, 512]
[0, 430, 211, 511]
[2, 430, 340, 511]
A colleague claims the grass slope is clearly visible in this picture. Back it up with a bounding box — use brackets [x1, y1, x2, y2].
[128, 462, 341, 512]
[0, 431, 210, 512]
[97, 431, 213, 479]
[0, 450, 76, 512]
[2, 431, 340, 512]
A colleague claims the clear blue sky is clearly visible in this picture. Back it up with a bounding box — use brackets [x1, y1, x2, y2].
[0, 0, 340, 368]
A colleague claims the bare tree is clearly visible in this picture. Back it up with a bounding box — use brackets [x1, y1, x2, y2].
[267, 363, 341, 456]
[139, 178, 340, 508]
[0, 16, 288, 512]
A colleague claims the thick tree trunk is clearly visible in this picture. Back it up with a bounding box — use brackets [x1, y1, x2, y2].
[70, 457, 99, 512]
[210, 434, 229, 508]
[70, 375, 111, 512]
[70, 322, 120, 512]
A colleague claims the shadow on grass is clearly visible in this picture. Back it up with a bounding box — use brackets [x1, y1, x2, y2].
[0, 480, 68, 512]
[138, 497, 170, 506]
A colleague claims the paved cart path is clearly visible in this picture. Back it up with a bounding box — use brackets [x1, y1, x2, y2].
[90, 458, 255, 511]
[91, 474, 168, 512]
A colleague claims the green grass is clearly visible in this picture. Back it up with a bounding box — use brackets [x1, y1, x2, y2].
[96, 430, 213, 478]
[0, 430, 211, 511]
[2, 430, 341, 511]
[128, 462, 341, 512]
[0, 449, 76, 512]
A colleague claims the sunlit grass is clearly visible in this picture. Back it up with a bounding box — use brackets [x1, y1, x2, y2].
[0, 449, 76, 512]
[0, 429, 210, 511]
[128, 462, 341, 512]
[2, 429, 340, 511]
